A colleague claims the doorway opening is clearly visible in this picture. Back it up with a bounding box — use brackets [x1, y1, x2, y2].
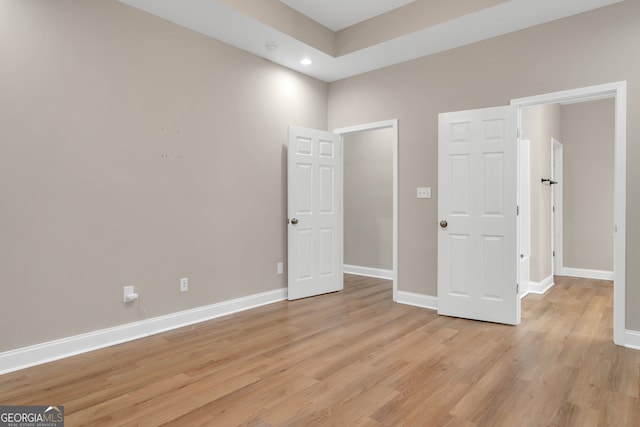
[334, 120, 399, 301]
[342, 129, 393, 278]
[511, 81, 626, 345]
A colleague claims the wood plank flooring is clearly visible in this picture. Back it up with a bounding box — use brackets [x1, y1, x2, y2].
[1, 275, 638, 426]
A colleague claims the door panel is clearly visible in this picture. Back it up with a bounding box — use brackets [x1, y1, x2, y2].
[288, 126, 343, 300]
[438, 106, 519, 325]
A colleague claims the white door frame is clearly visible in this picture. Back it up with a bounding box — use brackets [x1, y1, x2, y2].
[334, 119, 399, 301]
[552, 138, 564, 276]
[511, 81, 626, 346]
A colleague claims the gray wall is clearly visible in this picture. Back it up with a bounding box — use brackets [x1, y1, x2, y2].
[328, 1, 640, 329]
[561, 99, 615, 271]
[343, 129, 393, 270]
[0, 0, 328, 351]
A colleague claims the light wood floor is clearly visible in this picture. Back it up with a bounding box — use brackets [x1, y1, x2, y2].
[1, 275, 638, 426]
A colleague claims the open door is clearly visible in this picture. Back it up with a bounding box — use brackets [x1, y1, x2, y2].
[437, 106, 519, 325]
[287, 126, 343, 300]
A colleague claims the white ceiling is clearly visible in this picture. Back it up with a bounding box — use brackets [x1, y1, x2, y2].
[279, 0, 416, 31]
[118, 0, 623, 83]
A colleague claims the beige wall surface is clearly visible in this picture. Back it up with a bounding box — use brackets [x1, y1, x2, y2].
[328, 1, 640, 329]
[218, 0, 336, 56]
[0, 0, 328, 351]
[220, 0, 506, 58]
[561, 99, 615, 271]
[344, 129, 393, 270]
[335, 0, 507, 56]
[522, 104, 561, 283]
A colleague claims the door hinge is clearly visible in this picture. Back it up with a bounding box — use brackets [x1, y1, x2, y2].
[553, 251, 555, 257]
[517, 205, 519, 216]
[517, 283, 519, 294]
[553, 206, 555, 213]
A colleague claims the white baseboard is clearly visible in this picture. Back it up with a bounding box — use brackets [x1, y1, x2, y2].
[344, 264, 394, 280]
[0, 288, 287, 375]
[396, 291, 438, 311]
[625, 330, 640, 350]
[529, 275, 554, 295]
[560, 267, 614, 281]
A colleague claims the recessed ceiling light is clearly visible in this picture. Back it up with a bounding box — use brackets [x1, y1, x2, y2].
[300, 58, 312, 65]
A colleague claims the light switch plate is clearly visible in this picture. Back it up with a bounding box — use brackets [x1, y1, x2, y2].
[417, 187, 431, 199]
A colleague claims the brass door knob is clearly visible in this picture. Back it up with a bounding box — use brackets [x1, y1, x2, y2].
[291, 218, 299, 225]
[440, 220, 448, 228]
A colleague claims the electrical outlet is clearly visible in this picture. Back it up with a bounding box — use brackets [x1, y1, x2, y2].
[180, 277, 189, 292]
[277, 262, 284, 274]
[123, 285, 139, 303]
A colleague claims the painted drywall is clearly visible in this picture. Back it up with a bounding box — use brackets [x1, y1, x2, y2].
[343, 128, 393, 270]
[561, 99, 615, 271]
[219, 0, 507, 58]
[521, 104, 562, 283]
[328, 0, 640, 329]
[218, 0, 336, 56]
[335, 0, 507, 56]
[0, 0, 328, 352]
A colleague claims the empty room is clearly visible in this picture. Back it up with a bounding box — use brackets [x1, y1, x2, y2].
[1, 0, 639, 425]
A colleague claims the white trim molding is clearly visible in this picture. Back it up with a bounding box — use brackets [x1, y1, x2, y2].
[625, 330, 640, 350]
[560, 268, 614, 281]
[528, 275, 554, 295]
[396, 291, 438, 311]
[0, 288, 287, 375]
[343, 264, 394, 280]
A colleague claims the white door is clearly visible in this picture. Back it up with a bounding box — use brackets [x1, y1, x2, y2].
[437, 106, 519, 325]
[287, 126, 343, 300]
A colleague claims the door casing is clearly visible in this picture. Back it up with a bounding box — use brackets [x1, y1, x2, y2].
[511, 81, 627, 346]
[334, 120, 399, 301]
